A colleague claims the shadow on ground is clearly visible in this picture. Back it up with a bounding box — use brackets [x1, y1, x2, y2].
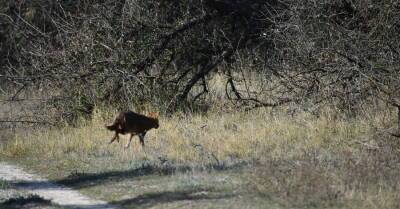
[8, 161, 250, 191]
[0, 194, 57, 209]
[54, 161, 250, 189]
[110, 188, 235, 209]
[3, 162, 245, 208]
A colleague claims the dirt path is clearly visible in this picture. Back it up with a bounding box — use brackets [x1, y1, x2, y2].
[0, 162, 117, 209]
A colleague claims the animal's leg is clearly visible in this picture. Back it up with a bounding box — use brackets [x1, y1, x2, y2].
[109, 132, 119, 144]
[138, 132, 146, 147]
[139, 132, 148, 154]
[125, 133, 135, 149]
[115, 133, 120, 143]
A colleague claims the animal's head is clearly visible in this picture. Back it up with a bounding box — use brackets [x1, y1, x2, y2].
[148, 111, 159, 129]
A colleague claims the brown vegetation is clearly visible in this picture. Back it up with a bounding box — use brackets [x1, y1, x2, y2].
[1, 1, 400, 208]
[1, 107, 399, 208]
[0, 0, 399, 123]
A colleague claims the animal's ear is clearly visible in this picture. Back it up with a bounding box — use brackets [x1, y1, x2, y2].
[148, 111, 159, 118]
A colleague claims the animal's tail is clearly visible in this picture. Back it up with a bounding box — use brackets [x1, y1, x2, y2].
[106, 112, 125, 131]
[105, 123, 117, 131]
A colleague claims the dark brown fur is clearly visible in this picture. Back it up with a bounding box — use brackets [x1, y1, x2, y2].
[106, 111, 159, 148]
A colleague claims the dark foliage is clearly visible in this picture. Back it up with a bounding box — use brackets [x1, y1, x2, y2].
[0, 0, 399, 123]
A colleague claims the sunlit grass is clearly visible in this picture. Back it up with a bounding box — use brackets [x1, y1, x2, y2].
[1, 106, 399, 208]
[1, 107, 392, 166]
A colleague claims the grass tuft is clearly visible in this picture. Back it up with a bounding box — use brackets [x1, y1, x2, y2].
[1, 107, 399, 208]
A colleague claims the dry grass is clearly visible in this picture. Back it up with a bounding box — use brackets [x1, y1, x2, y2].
[0, 108, 377, 165]
[1, 106, 399, 208]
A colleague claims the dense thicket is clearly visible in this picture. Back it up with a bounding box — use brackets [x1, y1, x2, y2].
[1, 0, 399, 123]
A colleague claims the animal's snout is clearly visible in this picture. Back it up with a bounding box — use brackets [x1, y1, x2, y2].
[155, 124, 159, 129]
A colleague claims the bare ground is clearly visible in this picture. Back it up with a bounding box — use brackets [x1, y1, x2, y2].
[0, 162, 116, 209]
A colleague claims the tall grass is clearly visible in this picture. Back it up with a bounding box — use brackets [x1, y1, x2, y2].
[0, 106, 395, 163]
[1, 106, 399, 208]
[0, 108, 372, 162]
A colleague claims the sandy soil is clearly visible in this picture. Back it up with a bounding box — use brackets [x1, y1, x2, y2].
[0, 162, 117, 209]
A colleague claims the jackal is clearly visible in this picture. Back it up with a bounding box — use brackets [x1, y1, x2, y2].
[106, 111, 159, 148]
